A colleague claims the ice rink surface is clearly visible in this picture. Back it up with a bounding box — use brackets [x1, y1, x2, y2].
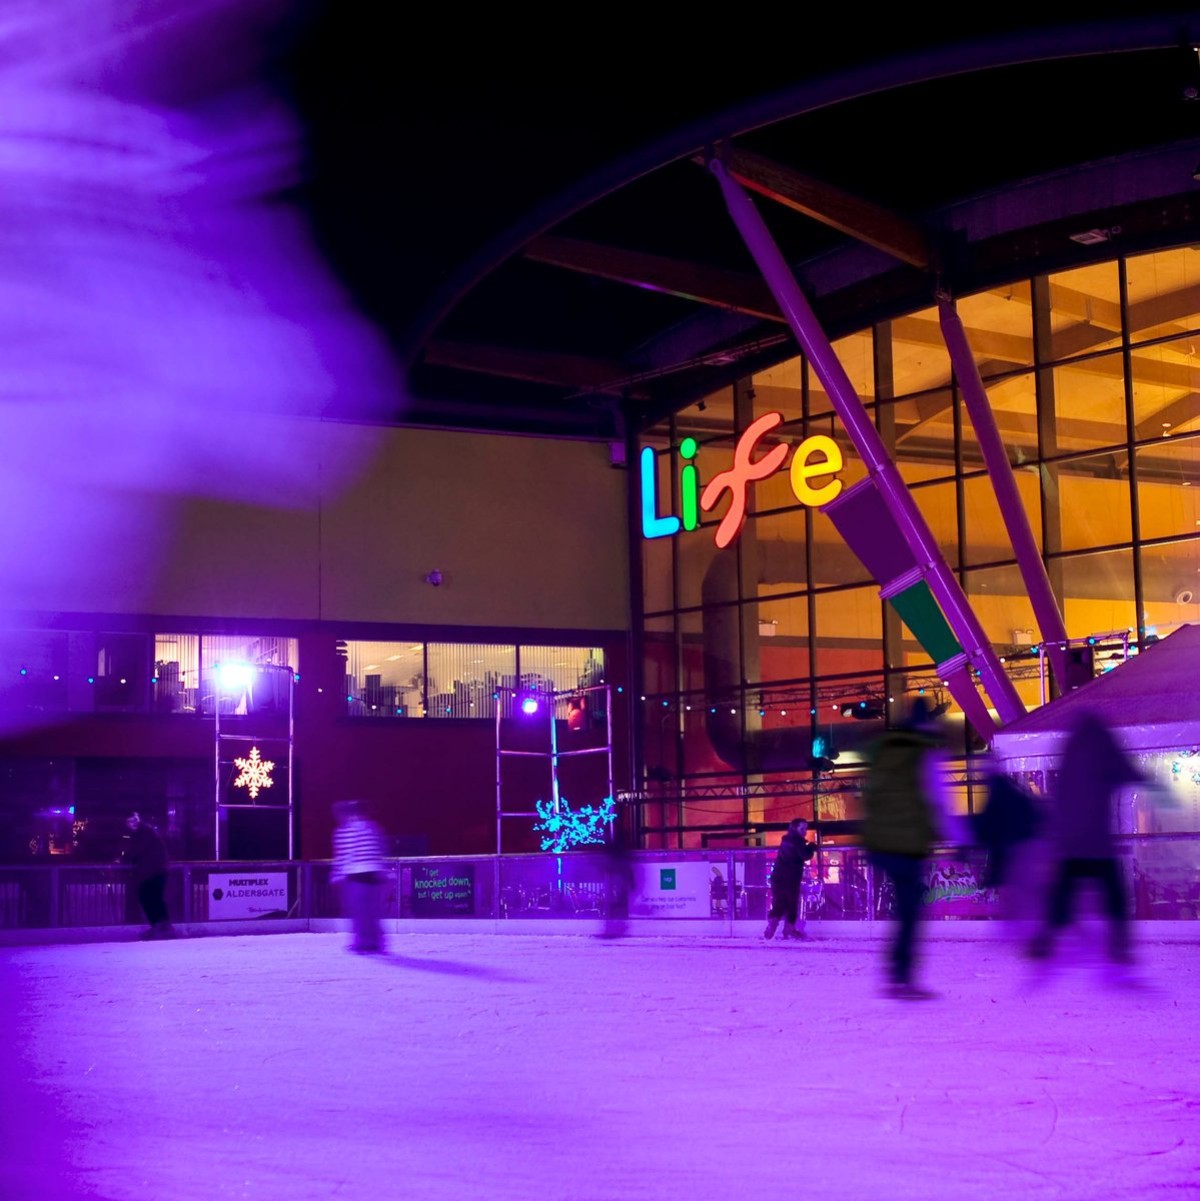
[3, 926, 1199, 1201]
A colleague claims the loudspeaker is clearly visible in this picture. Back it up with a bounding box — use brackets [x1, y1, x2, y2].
[1064, 645, 1094, 690]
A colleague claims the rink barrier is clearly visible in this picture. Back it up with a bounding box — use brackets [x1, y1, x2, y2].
[1, 835, 1198, 944]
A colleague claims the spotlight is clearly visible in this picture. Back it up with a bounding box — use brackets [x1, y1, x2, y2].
[520, 696, 540, 716]
[218, 662, 253, 692]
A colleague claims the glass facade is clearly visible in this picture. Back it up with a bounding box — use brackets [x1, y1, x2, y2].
[341, 642, 605, 719]
[0, 629, 297, 717]
[637, 245, 1200, 848]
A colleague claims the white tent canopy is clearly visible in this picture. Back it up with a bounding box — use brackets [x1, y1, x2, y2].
[992, 623, 1200, 838]
[992, 623, 1200, 762]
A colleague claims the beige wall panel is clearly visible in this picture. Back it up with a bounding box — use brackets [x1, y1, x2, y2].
[17, 419, 629, 630]
[319, 425, 629, 629]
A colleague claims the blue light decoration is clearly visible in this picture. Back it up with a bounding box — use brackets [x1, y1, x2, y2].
[532, 795, 617, 853]
[1170, 750, 1200, 787]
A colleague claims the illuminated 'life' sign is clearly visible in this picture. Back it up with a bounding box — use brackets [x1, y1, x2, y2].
[641, 411, 843, 547]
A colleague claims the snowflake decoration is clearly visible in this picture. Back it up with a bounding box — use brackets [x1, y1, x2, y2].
[233, 745, 275, 799]
[532, 795, 616, 853]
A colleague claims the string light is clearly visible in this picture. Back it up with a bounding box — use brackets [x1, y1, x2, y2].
[532, 795, 616, 853]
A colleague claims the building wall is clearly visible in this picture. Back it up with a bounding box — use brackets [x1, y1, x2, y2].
[14, 421, 628, 630]
[0, 421, 632, 862]
[635, 247, 1200, 848]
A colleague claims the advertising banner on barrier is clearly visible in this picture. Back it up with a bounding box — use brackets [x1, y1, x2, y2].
[208, 872, 289, 920]
[412, 863, 476, 916]
[629, 862, 711, 917]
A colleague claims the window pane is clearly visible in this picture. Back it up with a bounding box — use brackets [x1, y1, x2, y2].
[200, 635, 296, 716]
[910, 480, 959, 568]
[642, 614, 676, 696]
[1125, 245, 1200, 345]
[961, 565, 1045, 712]
[749, 594, 810, 685]
[746, 507, 807, 587]
[153, 634, 198, 714]
[676, 528, 733, 611]
[962, 469, 1042, 566]
[0, 630, 69, 714]
[686, 604, 736, 699]
[813, 586, 882, 678]
[890, 305, 952, 400]
[641, 519, 674, 615]
[1044, 352, 1128, 457]
[344, 640, 424, 717]
[427, 643, 516, 719]
[1136, 435, 1200, 540]
[955, 280, 1035, 373]
[1139, 538, 1200, 630]
[519, 646, 604, 697]
[92, 633, 152, 713]
[1058, 548, 1136, 641]
[887, 387, 956, 481]
[960, 373, 1038, 472]
[752, 358, 802, 423]
[1056, 453, 1133, 552]
[886, 386, 956, 476]
[1129, 335, 1200, 441]
[813, 670, 887, 763]
[1045, 262, 1121, 362]
[807, 331, 876, 416]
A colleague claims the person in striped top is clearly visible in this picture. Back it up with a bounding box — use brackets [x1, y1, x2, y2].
[331, 799, 388, 954]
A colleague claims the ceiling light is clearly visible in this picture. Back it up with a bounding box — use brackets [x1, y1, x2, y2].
[1069, 226, 1116, 246]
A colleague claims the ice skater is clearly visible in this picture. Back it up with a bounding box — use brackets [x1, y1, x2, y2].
[331, 799, 388, 954]
[764, 818, 816, 940]
[597, 823, 635, 939]
[1027, 708, 1146, 968]
[860, 698, 951, 998]
[122, 811, 176, 940]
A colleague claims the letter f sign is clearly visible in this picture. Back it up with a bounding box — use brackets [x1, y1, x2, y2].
[700, 412, 788, 547]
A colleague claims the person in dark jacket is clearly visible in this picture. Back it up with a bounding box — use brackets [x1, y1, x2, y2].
[971, 760, 1043, 890]
[764, 818, 816, 940]
[1027, 708, 1145, 966]
[122, 811, 176, 940]
[861, 698, 950, 998]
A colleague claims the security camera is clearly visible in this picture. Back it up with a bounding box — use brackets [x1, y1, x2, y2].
[425, 570, 444, 587]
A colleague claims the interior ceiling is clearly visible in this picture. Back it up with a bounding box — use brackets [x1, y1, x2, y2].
[280, 11, 1200, 442]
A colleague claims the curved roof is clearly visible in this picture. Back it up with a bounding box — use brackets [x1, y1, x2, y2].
[280, 10, 1200, 438]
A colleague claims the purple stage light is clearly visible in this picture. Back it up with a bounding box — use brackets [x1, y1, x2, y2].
[520, 696, 540, 716]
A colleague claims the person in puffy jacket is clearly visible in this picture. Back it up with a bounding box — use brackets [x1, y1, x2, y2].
[764, 818, 816, 940]
[861, 697, 951, 999]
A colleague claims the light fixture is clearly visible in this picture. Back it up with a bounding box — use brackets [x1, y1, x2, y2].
[218, 662, 253, 692]
[1069, 226, 1118, 246]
